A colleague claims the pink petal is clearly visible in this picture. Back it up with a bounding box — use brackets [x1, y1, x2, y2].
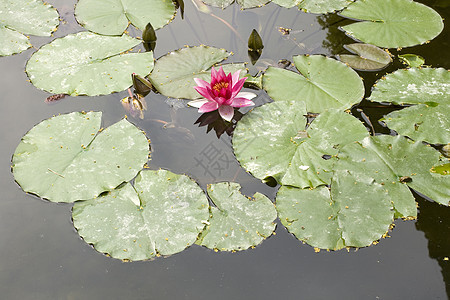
[236, 92, 257, 100]
[199, 101, 219, 113]
[230, 98, 255, 108]
[231, 77, 247, 98]
[194, 86, 215, 102]
[194, 78, 210, 89]
[217, 66, 226, 80]
[187, 99, 209, 108]
[218, 105, 234, 121]
[231, 69, 241, 85]
[211, 67, 219, 80]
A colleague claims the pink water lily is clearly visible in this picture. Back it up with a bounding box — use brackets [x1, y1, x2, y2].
[188, 67, 256, 121]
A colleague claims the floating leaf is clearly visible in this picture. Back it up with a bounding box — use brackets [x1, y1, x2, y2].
[262, 55, 364, 113]
[196, 182, 276, 251]
[272, 0, 354, 14]
[75, 0, 175, 35]
[25, 32, 154, 96]
[0, 0, 59, 56]
[398, 54, 425, 68]
[276, 171, 393, 250]
[232, 101, 369, 188]
[337, 43, 392, 71]
[369, 68, 450, 105]
[335, 135, 449, 209]
[148, 46, 245, 99]
[73, 170, 209, 261]
[431, 163, 450, 176]
[382, 104, 450, 144]
[201, 0, 268, 9]
[12, 112, 149, 203]
[340, 0, 444, 48]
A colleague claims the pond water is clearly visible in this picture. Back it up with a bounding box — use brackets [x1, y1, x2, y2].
[1, 0, 449, 298]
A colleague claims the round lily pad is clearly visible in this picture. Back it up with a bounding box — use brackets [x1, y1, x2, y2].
[337, 43, 392, 71]
[73, 170, 210, 261]
[148, 45, 245, 100]
[276, 171, 394, 250]
[196, 182, 277, 251]
[232, 101, 369, 188]
[75, 0, 175, 35]
[12, 112, 149, 203]
[368, 68, 450, 105]
[272, 0, 354, 14]
[262, 55, 364, 113]
[0, 0, 59, 56]
[340, 0, 444, 48]
[25, 32, 154, 96]
[382, 104, 450, 145]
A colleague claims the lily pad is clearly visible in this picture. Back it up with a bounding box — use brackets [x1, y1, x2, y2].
[340, 0, 444, 48]
[382, 104, 450, 145]
[335, 135, 450, 209]
[75, 0, 175, 35]
[0, 0, 59, 56]
[398, 54, 425, 68]
[25, 32, 154, 96]
[276, 171, 393, 250]
[12, 112, 149, 203]
[232, 101, 369, 188]
[73, 170, 209, 261]
[196, 182, 276, 251]
[272, 0, 354, 14]
[368, 68, 450, 105]
[337, 43, 392, 71]
[148, 46, 245, 99]
[202, 0, 268, 9]
[262, 55, 364, 113]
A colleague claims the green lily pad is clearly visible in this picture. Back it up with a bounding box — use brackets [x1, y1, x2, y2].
[202, 0, 268, 9]
[337, 43, 392, 71]
[398, 54, 425, 68]
[272, 0, 354, 14]
[73, 170, 209, 261]
[276, 171, 394, 250]
[431, 163, 450, 176]
[196, 182, 276, 251]
[75, 0, 175, 35]
[25, 32, 154, 96]
[12, 112, 149, 203]
[148, 46, 246, 100]
[340, 0, 444, 48]
[382, 104, 450, 144]
[0, 0, 59, 56]
[336, 135, 450, 209]
[369, 68, 450, 105]
[262, 55, 364, 113]
[232, 101, 369, 188]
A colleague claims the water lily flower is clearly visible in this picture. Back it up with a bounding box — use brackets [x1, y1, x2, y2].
[188, 67, 256, 122]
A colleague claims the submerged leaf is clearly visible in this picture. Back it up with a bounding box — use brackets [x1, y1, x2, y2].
[25, 32, 154, 96]
[75, 0, 175, 35]
[197, 182, 277, 251]
[12, 112, 149, 202]
[73, 170, 209, 261]
[201, 0, 269, 9]
[262, 55, 364, 113]
[232, 101, 369, 188]
[398, 54, 425, 68]
[340, 0, 444, 48]
[337, 43, 392, 71]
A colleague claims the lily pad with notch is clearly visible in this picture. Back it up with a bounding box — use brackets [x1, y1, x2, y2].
[337, 43, 392, 71]
[73, 170, 209, 261]
[12, 112, 149, 203]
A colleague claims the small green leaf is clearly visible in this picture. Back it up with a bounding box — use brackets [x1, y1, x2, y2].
[272, 0, 353, 13]
[73, 170, 209, 261]
[12, 112, 149, 202]
[201, 0, 269, 9]
[398, 54, 425, 68]
[337, 43, 392, 71]
[197, 182, 277, 251]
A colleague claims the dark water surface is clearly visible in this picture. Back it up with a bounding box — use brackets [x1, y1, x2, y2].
[1, 0, 449, 299]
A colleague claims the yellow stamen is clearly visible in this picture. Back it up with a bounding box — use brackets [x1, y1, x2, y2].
[212, 82, 229, 92]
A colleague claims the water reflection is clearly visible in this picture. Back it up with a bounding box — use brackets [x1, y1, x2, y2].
[194, 109, 243, 138]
